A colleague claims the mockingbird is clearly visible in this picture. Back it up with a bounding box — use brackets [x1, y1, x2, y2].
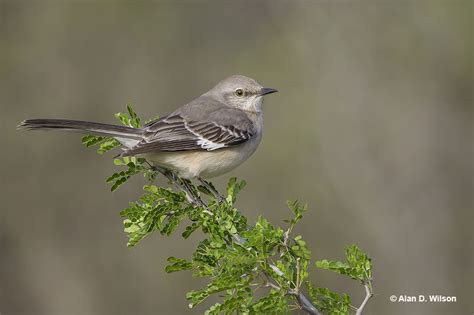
[19, 75, 278, 179]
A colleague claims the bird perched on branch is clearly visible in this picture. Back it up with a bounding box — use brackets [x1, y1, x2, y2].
[19, 75, 278, 179]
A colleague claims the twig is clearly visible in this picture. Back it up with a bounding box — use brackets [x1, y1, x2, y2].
[267, 265, 321, 315]
[293, 290, 321, 315]
[296, 258, 301, 293]
[264, 279, 281, 291]
[355, 283, 373, 315]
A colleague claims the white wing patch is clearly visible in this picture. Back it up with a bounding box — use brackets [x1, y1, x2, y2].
[115, 137, 141, 148]
[197, 139, 226, 151]
[184, 121, 226, 151]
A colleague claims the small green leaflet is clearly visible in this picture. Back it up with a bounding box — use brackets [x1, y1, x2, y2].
[315, 244, 372, 283]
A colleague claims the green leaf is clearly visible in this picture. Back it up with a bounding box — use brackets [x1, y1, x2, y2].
[97, 138, 121, 154]
[291, 235, 312, 260]
[81, 135, 104, 147]
[197, 185, 212, 196]
[106, 171, 123, 183]
[242, 216, 284, 260]
[315, 245, 372, 283]
[250, 289, 289, 314]
[113, 158, 125, 165]
[105, 159, 147, 191]
[114, 112, 129, 126]
[226, 177, 246, 205]
[126, 104, 141, 128]
[287, 200, 307, 226]
[165, 257, 193, 273]
[186, 266, 253, 308]
[315, 259, 350, 275]
[143, 184, 158, 194]
[182, 222, 200, 239]
[345, 244, 372, 282]
[306, 282, 351, 314]
[115, 104, 141, 128]
[120, 185, 192, 246]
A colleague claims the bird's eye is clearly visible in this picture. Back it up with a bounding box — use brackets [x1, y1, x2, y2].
[234, 89, 245, 97]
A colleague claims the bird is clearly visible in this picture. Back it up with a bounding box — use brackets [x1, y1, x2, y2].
[18, 75, 278, 180]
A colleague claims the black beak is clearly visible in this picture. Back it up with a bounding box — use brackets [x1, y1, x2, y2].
[259, 87, 278, 96]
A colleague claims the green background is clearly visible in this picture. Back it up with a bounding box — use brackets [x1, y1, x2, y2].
[1, 1, 472, 314]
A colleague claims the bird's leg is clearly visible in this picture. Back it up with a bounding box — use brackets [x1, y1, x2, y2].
[145, 165, 210, 211]
[151, 166, 194, 204]
[177, 179, 214, 215]
[178, 183, 196, 205]
[177, 178, 204, 207]
[144, 160, 155, 170]
[198, 177, 225, 203]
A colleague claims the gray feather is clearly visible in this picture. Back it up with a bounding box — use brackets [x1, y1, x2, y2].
[121, 100, 255, 156]
[18, 119, 145, 139]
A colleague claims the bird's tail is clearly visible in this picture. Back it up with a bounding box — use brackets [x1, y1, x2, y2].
[18, 119, 145, 140]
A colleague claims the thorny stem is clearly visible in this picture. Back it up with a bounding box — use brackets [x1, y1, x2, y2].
[153, 167, 321, 315]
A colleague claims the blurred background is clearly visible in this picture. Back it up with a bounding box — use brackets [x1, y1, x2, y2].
[1, 1, 472, 314]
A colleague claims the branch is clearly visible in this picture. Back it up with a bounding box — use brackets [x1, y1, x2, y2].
[154, 167, 322, 315]
[355, 282, 373, 315]
[293, 289, 321, 315]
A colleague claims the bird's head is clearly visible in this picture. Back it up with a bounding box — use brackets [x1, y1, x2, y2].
[207, 75, 278, 113]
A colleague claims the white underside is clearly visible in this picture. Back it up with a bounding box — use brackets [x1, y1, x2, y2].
[143, 131, 262, 178]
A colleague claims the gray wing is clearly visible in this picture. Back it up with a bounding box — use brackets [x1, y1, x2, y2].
[122, 106, 255, 156]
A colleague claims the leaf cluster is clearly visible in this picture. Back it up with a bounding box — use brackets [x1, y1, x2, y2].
[315, 245, 372, 284]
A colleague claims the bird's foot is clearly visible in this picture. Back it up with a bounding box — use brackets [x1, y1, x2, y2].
[198, 177, 226, 204]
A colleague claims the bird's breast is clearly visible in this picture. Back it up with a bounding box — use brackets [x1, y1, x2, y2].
[146, 112, 263, 178]
[146, 129, 262, 179]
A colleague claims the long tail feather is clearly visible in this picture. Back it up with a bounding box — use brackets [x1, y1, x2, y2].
[17, 119, 145, 139]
